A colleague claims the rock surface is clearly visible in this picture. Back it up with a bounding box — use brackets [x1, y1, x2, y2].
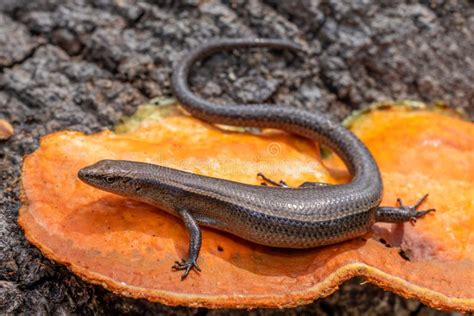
[0, 1, 472, 314]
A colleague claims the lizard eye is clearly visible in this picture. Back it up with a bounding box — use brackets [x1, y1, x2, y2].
[105, 176, 115, 184]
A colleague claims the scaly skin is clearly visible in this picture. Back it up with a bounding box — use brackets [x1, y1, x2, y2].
[78, 39, 435, 279]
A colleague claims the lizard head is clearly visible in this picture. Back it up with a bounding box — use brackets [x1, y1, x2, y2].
[78, 160, 142, 195]
[77, 159, 185, 214]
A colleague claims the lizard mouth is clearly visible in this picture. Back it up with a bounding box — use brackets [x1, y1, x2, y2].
[77, 161, 114, 188]
[77, 164, 100, 187]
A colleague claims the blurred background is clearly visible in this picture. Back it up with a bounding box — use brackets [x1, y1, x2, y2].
[0, 1, 472, 314]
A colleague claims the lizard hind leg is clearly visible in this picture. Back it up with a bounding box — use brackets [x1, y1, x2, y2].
[376, 194, 435, 225]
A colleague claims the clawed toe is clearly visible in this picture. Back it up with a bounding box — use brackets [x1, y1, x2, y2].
[172, 259, 186, 269]
[257, 173, 288, 187]
[172, 258, 200, 280]
[408, 195, 436, 225]
[415, 208, 436, 217]
[409, 208, 436, 225]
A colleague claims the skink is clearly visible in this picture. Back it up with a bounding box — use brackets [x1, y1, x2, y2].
[78, 39, 435, 280]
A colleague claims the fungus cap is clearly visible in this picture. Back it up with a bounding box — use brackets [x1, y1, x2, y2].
[19, 101, 474, 311]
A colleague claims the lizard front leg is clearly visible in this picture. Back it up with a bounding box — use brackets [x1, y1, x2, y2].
[172, 209, 202, 280]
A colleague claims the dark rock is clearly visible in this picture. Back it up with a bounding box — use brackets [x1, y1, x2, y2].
[17, 2, 125, 57]
[51, 28, 83, 55]
[0, 281, 23, 313]
[233, 76, 280, 103]
[1, 44, 145, 130]
[312, 2, 474, 116]
[0, 14, 43, 68]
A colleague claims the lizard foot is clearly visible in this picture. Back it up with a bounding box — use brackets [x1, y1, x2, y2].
[172, 258, 201, 280]
[376, 194, 436, 224]
[398, 194, 436, 225]
[257, 172, 288, 187]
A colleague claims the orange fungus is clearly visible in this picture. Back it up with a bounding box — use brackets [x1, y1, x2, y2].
[19, 102, 474, 311]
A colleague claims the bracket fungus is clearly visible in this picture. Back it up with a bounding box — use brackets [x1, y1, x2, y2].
[19, 101, 474, 311]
